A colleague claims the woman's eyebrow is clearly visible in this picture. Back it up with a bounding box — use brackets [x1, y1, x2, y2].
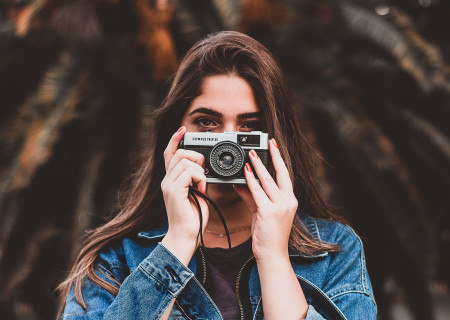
[189, 107, 261, 119]
[237, 112, 261, 119]
[189, 107, 222, 117]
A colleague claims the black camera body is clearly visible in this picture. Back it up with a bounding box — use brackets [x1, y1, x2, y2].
[181, 131, 270, 184]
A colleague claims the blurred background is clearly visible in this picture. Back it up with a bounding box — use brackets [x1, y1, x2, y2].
[1, 0, 449, 319]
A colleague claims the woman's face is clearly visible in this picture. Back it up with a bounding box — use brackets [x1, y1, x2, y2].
[180, 74, 261, 205]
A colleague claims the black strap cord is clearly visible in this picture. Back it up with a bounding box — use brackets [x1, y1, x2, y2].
[188, 186, 232, 260]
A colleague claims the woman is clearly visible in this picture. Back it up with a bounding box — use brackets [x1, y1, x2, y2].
[58, 31, 376, 319]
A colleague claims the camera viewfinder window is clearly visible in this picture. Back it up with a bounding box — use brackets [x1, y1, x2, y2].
[238, 135, 260, 147]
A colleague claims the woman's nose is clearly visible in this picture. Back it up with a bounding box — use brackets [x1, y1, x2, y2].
[222, 122, 238, 132]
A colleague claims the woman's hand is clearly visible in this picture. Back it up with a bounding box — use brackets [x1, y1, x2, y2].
[234, 138, 298, 261]
[234, 139, 307, 320]
[160, 126, 209, 265]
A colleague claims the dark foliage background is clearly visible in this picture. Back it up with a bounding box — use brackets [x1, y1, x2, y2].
[0, 0, 449, 319]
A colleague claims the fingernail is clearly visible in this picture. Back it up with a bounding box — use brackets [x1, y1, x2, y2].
[245, 163, 252, 172]
[250, 149, 258, 159]
[177, 126, 185, 133]
[271, 138, 278, 149]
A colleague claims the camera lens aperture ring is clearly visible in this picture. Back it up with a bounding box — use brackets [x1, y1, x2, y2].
[208, 141, 245, 178]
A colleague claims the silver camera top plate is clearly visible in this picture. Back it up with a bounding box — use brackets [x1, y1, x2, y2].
[183, 131, 269, 149]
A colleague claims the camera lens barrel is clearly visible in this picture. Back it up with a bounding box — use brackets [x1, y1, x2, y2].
[208, 141, 245, 178]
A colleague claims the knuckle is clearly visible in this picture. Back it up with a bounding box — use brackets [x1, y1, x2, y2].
[171, 150, 181, 161]
[174, 148, 184, 156]
[180, 158, 190, 167]
[184, 167, 196, 179]
[188, 149, 204, 161]
[289, 198, 298, 210]
[182, 158, 203, 172]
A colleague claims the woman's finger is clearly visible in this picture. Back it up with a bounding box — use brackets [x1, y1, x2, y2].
[174, 169, 207, 195]
[165, 159, 206, 192]
[164, 126, 186, 171]
[269, 139, 293, 192]
[243, 162, 270, 207]
[248, 149, 280, 202]
[166, 149, 205, 175]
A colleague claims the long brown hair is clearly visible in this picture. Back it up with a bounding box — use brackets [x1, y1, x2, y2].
[57, 31, 342, 315]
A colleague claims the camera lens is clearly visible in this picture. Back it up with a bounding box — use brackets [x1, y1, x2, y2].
[208, 141, 245, 178]
[218, 152, 234, 169]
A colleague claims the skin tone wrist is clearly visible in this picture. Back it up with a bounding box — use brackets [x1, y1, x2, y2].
[254, 250, 290, 263]
[256, 256, 308, 319]
[161, 231, 198, 267]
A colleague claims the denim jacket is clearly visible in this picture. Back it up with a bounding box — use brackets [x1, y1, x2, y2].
[63, 213, 377, 319]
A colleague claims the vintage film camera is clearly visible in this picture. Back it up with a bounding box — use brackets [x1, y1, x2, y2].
[181, 131, 270, 184]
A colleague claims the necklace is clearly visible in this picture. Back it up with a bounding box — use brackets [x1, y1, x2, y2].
[204, 226, 251, 238]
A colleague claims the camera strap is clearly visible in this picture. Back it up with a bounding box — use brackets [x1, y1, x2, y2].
[188, 187, 232, 260]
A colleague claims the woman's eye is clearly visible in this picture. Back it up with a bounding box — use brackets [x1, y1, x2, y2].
[241, 121, 261, 131]
[194, 118, 216, 128]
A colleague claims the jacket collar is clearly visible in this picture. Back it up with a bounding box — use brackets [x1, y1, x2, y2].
[137, 214, 328, 259]
[295, 214, 329, 259]
[137, 219, 168, 239]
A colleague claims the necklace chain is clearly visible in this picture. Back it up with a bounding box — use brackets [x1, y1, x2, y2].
[204, 226, 251, 238]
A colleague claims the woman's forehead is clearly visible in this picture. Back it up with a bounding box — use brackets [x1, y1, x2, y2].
[185, 75, 260, 116]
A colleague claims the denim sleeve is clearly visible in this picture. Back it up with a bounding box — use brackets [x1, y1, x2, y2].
[304, 304, 326, 319]
[62, 243, 195, 319]
[322, 224, 377, 319]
